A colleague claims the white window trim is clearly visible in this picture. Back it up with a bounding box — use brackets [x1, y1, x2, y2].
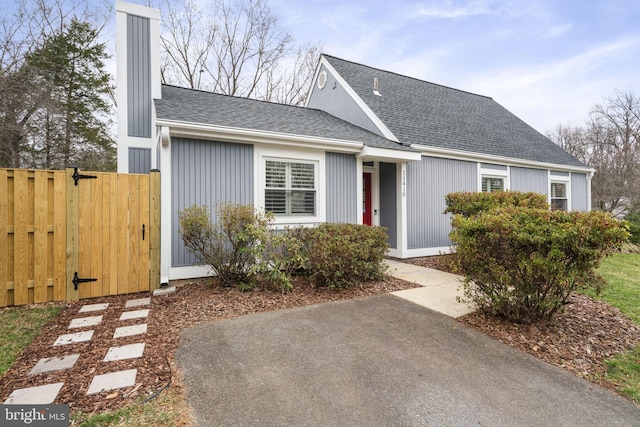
[478, 163, 510, 192]
[254, 145, 326, 227]
[549, 172, 571, 211]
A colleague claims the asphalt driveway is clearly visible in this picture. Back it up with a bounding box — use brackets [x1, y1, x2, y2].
[176, 295, 640, 426]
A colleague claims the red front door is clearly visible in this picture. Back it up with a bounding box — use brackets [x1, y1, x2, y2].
[363, 172, 372, 226]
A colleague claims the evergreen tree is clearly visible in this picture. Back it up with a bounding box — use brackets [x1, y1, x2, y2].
[24, 18, 115, 170]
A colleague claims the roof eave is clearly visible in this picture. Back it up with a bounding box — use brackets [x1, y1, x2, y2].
[410, 144, 594, 173]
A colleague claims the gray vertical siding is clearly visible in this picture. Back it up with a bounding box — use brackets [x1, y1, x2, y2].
[379, 162, 397, 249]
[307, 65, 383, 137]
[481, 163, 508, 171]
[128, 147, 151, 174]
[407, 157, 476, 249]
[127, 14, 151, 138]
[171, 137, 254, 267]
[511, 167, 548, 194]
[571, 173, 589, 211]
[326, 152, 357, 223]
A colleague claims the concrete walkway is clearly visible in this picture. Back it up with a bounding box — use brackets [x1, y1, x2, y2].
[385, 259, 475, 318]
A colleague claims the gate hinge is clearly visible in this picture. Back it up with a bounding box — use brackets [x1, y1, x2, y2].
[72, 167, 97, 186]
[73, 272, 97, 290]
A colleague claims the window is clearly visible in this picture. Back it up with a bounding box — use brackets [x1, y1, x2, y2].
[550, 182, 568, 211]
[265, 160, 316, 216]
[481, 176, 504, 193]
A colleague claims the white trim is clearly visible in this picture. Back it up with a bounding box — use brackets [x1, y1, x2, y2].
[357, 161, 364, 225]
[254, 145, 326, 226]
[362, 162, 380, 226]
[159, 126, 172, 285]
[169, 265, 211, 281]
[358, 145, 422, 162]
[397, 163, 408, 258]
[411, 144, 593, 174]
[115, 1, 160, 19]
[309, 56, 399, 142]
[402, 246, 454, 258]
[158, 119, 364, 153]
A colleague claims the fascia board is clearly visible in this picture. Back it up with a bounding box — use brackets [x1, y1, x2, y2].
[410, 144, 594, 174]
[357, 145, 422, 162]
[317, 56, 399, 143]
[157, 119, 364, 153]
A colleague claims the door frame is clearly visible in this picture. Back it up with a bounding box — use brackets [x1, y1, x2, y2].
[362, 163, 379, 227]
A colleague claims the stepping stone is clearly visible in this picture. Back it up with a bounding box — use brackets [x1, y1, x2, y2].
[87, 369, 137, 395]
[54, 330, 94, 346]
[29, 354, 80, 375]
[114, 324, 147, 339]
[79, 303, 109, 313]
[104, 343, 146, 362]
[119, 309, 149, 321]
[125, 297, 151, 308]
[3, 382, 64, 404]
[153, 286, 176, 296]
[69, 315, 103, 329]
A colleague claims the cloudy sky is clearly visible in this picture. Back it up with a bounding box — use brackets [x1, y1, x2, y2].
[265, 0, 640, 134]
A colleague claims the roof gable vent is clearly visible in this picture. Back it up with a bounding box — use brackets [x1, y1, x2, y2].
[317, 71, 327, 89]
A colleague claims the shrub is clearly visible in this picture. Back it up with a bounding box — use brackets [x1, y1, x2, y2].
[444, 191, 548, 217]
[302, 223, 389, 289]
[624, 212, 640, 245]
[179, 203, 289, 290]
[450, 206, 629, 323]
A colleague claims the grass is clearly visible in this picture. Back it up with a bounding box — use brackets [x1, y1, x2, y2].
[0, 304, 62, 375]
[588, 253, 640, 403]
[70, 388, 190, 427]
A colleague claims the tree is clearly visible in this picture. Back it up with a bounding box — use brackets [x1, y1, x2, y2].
[548, 90, 640, 215]
[0, 0, 114, 170]
[24, 19, 115, 170]
[156, 0, 321, 105]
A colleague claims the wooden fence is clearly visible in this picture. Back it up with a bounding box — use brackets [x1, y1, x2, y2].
[0, 167, 160, 307]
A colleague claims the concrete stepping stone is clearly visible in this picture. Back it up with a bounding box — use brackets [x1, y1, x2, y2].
[114, 324, 147, 339]
[104, 343, 145, 362]
[3, 382, 64, 404]
[125, 297, 150, 308]
[119, 309, 149, 321]
[69, 315, 102, 329]
[54, 330, 94, 346]
[79, 303, 109, 313]
[29, 354, 80, 375]
[153, 286, 176, 296]
[87, 369, 137, 395]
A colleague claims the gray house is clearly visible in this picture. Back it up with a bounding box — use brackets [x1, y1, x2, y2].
[115, 2, 592, 282]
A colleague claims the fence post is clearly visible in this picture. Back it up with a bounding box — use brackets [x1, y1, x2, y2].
[66, 167, 79, 301]
[149, 169, 161, 290]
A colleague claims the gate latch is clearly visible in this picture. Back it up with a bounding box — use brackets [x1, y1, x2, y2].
[72, 167, 97, 186]
[72, 272, 97, 290]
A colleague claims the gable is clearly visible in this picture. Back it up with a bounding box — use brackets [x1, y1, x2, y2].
[310, 55, 588, 169]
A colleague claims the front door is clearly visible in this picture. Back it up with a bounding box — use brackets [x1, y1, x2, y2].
[363, 172, 372, 226]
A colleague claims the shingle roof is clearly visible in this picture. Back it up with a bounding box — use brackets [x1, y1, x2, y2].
[323, 55, 587, 168]
[155, 85, 416, 152]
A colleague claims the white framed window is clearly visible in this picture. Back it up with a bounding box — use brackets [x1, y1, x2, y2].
[481, 176, 505, 193]
[550, 182, 568, 211]
[265, 160, 316, 216]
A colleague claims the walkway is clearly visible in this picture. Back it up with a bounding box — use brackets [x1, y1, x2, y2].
[2, 287, 175, 405]
[385, 258, 475, 318]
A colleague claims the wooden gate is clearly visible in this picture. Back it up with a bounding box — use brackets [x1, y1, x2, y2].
[0, 167, 160, 307]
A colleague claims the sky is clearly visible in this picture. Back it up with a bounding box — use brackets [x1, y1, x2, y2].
[263, 0, 640, 135]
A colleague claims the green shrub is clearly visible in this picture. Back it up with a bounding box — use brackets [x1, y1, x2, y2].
[450, 206, 629, 323]
[625, 213, 640, 245]
[444, 191, 549, 217]
[302, 223, 389, 289]
[179, 203, 290, 290]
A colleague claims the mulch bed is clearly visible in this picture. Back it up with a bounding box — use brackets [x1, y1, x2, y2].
[0, 276, 418, 416]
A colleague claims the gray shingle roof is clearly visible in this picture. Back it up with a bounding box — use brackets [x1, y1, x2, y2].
[155, 85, 415, 152]
[323, 55, 587, 168]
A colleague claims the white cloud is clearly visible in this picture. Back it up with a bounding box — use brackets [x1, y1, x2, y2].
[416, 0, 494, 18]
